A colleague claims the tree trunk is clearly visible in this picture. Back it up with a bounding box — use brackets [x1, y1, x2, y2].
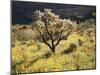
[51, 45, 55, 54]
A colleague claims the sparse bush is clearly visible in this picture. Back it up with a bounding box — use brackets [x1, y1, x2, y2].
[33, 9, 75, 54]
[78, 39, 83, 46]
[61, 43, 77, 54]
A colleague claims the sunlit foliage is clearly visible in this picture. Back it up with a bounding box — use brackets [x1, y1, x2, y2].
[12, 9, 96, 74]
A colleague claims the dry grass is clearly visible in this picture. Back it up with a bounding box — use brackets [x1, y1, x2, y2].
[12, 28, 96, 74]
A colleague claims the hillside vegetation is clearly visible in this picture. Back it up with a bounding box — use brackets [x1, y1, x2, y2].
[11, 9, 96, 74]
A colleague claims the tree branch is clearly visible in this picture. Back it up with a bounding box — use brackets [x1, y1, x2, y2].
[45, 20, 53, 38]
[54, 32, 62, 46]
[45, 20, 55, 47]
[53, 32, 60, 41]
[41, 35, 52, 49]
[60, 25, 73, 40]
[35, 24, 52, 49]
[55, 24, 73, 46]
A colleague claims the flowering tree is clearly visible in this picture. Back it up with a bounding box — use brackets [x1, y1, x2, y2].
[33, 9, 73, 54]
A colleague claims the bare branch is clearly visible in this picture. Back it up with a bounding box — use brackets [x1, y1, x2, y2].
[61, 24, 73, 40]
[45, 20, 52, 38]
[55, 24, 73, 46]
[45, 20, 54, 44]
[54, 32, 62, 46]
[42, 35, 52, 49]
[53, 32, 60, 41]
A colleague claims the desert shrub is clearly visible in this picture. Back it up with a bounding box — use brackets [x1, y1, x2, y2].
[77, 19, 96, 36]
[61, 43, 77, 54]
[78, 39, 83, 46]
[12, 25, 38, 42]
[32, 9, 76, 54]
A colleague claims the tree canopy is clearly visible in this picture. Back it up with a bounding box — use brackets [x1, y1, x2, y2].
[33, 9, 74, 54]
